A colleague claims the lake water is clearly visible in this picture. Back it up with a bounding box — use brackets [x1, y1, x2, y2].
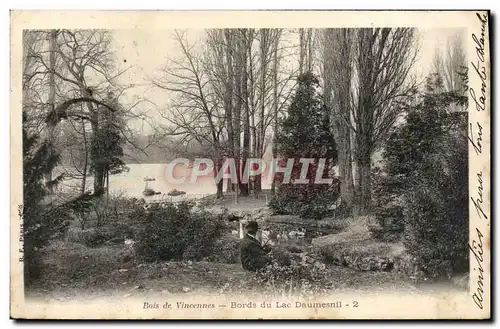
[57, 163, 271, 202]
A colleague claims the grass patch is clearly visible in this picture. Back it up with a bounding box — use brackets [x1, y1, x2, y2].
[311, 216, 412, 273]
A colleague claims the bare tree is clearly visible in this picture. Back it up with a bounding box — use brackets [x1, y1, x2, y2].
[57, 110, 91, 194]
[22, 30, 61, 135]
[25, 29, 146, 196]
[252, 28, 289, 193]
[298, 28, 315, 74]
[322, 28, 355, 208]
[157, 28, 296, 199]
[56, 30, 116, 195]
[307, 28, 314, 73]
[154, 30, 226, 198]
[242, 28, 295, 195]
[47, 30, 58, 141]
[432, 32, 467, 97]
[349, 28, 418, 213]
[205, 29, 234, 192]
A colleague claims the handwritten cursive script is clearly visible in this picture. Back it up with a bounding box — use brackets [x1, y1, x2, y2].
[469, 228, 484, 309]
[470, 13, 488, 112]
[471, 171, 488, 220]
[468, 122, 483, 155]
[469, 12, 489, 311]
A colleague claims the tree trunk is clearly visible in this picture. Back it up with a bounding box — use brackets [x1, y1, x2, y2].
[234, 30, 243, 196]
[106, 169, 110, 197]
[354, 119, 372, 215]
[350, 28, 417, 215]
[255, 29, 269, 194]
[307, 28, 313, 73]
[271, 30, 280, 194]
[240, 29, 250, 197]
[48, 30, 57, 139]
[340, 137, 354, 206]
[94, 167, 105, 197]
[335, 108, 355, 208]
[323, 28, 355, 208]
[251, 112, 258, 193]
[82, 87, 105, 197]
[46, 29, 57, 193]
[216, 158, 224, 199]
[80, 167, 87, 195]
[217, 179, 224, 199]
[354, 30, 375, 214]
[359, 160, 371, 213]
[225, 30, 235, 192]
[354, 149, 371, 215]
[80, 117, 88, 195]
[299, 28, 305, 75]
[90, 114, 105, 197]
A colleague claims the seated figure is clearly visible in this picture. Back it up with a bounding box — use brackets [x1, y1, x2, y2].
[240, 221, 272, 272]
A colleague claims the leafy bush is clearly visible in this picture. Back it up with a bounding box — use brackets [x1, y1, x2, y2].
[370, 167, 405, 242]
[63, 195, 142, 248]
[254, 251, 331, 297]
[135, 201, 227, 262]
[93, 196, 143, 240]
[22, 111, 94, 284]
[372, 75, 469, 279]
[205, 233, 241, 264]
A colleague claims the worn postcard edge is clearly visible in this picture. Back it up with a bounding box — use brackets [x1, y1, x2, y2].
[9, 10, 491, 320]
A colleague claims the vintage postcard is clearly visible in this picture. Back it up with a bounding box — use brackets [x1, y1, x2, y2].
[10, 10, 491, 320]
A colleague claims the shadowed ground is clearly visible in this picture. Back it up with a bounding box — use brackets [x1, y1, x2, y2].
[25, 199, 467, 302]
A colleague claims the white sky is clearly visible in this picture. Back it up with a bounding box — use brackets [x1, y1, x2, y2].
[109, 27, 466, 133]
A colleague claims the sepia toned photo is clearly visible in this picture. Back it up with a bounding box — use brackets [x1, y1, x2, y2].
[10, 10, 491, 320]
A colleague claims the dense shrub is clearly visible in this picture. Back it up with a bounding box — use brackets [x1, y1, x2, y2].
[205, 233, 241, 264]
[370, 167, 405, 242]
[86, 195, 136, 228]
[270, 72, 339, 221]
[135, 201, 227, 262]
[22, 111, 94, 284]
[254, 250, 331, 297]
[372, 74, 469, 279]
[63, 195, 143, 248]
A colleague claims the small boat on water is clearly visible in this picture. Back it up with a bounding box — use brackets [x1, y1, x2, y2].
[143, 177, 161, 196]
[143, 188, 161, 196]
[167, 189, 186, 197]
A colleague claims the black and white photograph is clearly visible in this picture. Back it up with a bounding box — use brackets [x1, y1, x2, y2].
[9, 10, 491, 320]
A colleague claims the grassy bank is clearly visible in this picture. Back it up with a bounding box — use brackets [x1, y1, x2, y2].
[25, 196, 467, 301]
[28, 239, 437, 302]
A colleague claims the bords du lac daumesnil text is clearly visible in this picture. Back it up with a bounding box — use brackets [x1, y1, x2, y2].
[230, 301, 352, 308]
[143, 301, 357, 309]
